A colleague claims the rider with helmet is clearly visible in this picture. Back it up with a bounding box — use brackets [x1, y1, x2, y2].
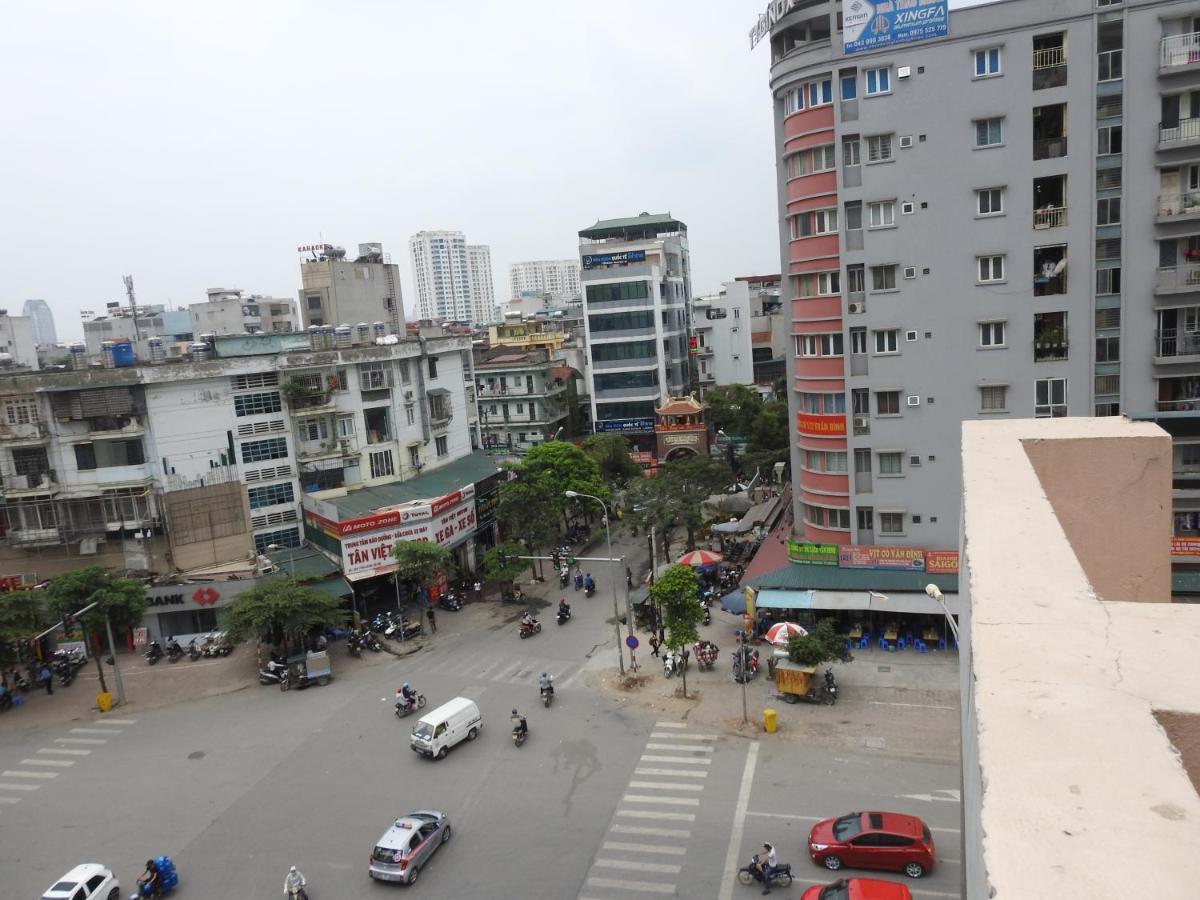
[511, 707, 528, 737]
[283, 865, 308, 899]
[539, 671, 553, 697]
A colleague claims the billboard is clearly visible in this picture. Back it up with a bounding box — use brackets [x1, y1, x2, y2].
[340, 496, 478, 581]
[844, 0, 949, 56]
[924, 550, 960, 574]
[838, 545, 925, 571]
[787, 540, 839, 566]
[1171, 535, 1200, 557]
[796, 412, 847, 437]
[582, 250, 646, 269]
[597, 418, 655, 433]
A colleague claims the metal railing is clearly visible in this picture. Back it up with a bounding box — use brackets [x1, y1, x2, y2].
[1033, 136, 1068, 160]
[1161, 32, 1200, 69]
[1158, 191, 1200, 218]
[1097, 49, 1123, 82]
[1160, 117, 1200, 147]
[1033, 206, 1067, 229]
[1033, 340, 1069, 362]
[1157, 397, 1200, 412]
[1033, 46, 1066, 69]
[1157, 329, 1200, 358]
[1156, 265, 1200, 292]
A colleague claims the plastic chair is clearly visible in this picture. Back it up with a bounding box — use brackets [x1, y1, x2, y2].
[897, 637, 906, 651]
[904, 631, 915, 645]
[843, 640, 852, 652]
[937, 637, 947, 651]
[916, 640, 928, 653]
[878, 637, 889, 651]
[859, 636, 870, 650]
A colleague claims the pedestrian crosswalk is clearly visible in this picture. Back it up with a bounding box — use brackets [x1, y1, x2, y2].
[0, 717, 135, 811]
[579, 721, 719, 899]
[412, 646, 583, 688]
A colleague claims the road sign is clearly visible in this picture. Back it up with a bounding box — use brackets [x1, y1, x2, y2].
[626, 635, 639, 649]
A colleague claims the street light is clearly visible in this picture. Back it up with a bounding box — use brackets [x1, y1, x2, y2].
[266, 543, 294, 579]
[565, 489, 626, 675]
[924, 584, 960, 643]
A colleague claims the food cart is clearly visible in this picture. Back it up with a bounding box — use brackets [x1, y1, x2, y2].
[280, 650, 333, 691]
[774, 660, 837, 705]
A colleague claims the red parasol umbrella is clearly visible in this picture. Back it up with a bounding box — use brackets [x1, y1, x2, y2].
[676, 549, 723, 567]
[765, 622, 808, 646]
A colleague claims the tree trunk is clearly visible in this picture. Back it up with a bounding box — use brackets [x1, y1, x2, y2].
[680, 652, 688, 698]
[686, 527, 695, 551]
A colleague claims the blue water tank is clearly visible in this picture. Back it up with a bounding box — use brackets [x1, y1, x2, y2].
[111, 341, 136, 367]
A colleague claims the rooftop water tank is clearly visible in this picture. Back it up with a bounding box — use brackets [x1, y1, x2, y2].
[111, 341, 135, 368]
[334, 325, 352, 349]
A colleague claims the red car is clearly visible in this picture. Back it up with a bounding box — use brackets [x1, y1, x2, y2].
[808, 811, 935, 879]
[801, 878, 913, 900]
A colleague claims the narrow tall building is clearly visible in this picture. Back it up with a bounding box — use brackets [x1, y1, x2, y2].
[509, 259, 581, 303]
[298, 242, 403, 335]
[467, 244, 497, 325]
[409, 230, 495, 326]
[578, 213, 691, 453]
[22, 299, 57, 347]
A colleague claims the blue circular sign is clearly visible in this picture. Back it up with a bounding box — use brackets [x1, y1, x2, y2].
[626, 635, 639, 649]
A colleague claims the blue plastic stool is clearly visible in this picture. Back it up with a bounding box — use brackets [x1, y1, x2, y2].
[897, 637, 906, 650]
[878, 637, 889, 651]
[937, 638, 947, 651]
[916, 640, 928, 653]
[858, 637, 870, 650]
[843, 640, 852, 652]
[12, 694, 23, 708]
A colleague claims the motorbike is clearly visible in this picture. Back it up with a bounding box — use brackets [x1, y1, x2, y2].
[10, 670, 31, 693]
[584, 580, 595, 598]
[519, 619, 542, 639]
[662, 649, 681, 679]
[199, 632, 232, 658]
[285, 887, 308, 900]
[438, 592, 463, 612]
[258, 659, 288, 686]
[131, 855, 179, 898]
[736, 857, 793, 888]
[694, 640, 719, 671]
[573, 573, 583, 592]
[702, 606, 712, 626]
[166, 639, 183, 664]
[732, 648, 760, 684]
[512, 721, 528, 747]
[823, 668, 838, 705]
[187, 639, 202, 661]
[346, 632, 363, 658]
[540, 683, 554, 708]
[394, 691, 427, 718]
[559, 569, 569, 589]
[144, 641, 164, 665]
[556, 605, 572, 626]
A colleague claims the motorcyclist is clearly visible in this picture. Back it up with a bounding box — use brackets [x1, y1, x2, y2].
[539, 672, 554, 697]
[146, 641, 163, 660]
[583, 573, 595, 594]
[573, 568, 583, 590]
[397, 682, 418, 711]
[166, 636, 182, 656]
[558, 597, 571, 616]
[559, 565, 569, 587]
[755, 842, 778, 894]
[521, 610, 535, 629]
[511, 708, 528, 737]
[138, 859, 161, 897]
[283, 865, 307, 899]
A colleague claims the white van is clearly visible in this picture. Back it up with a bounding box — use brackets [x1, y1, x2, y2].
[410, 696, 482, 759]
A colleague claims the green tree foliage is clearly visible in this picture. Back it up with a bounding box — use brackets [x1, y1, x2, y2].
[705, 384, 761, 438]
[581, 433, 643, 486]
[390, 540, 452, 602]
[45, 566, 148, 633]
[498, 477, 561, 578]
[785, 618, 855, 667]
[0, 589, 51, 666]
[748, 398, 789, 454]
[219, 578, 349, 649]
[482, 542, 529, 594]
[649, 564, 703, 695]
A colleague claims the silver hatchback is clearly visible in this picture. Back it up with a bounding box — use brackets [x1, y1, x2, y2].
[368, 810, 451, 885]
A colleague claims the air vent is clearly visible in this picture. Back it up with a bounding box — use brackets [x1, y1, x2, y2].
[909, 455, 922, 466]
[906, 330, 919, 342]
[901, 201, 914, 215]
[899, 135, 914, 148]
[906, 395, 921, 407]
[903, 266, 917, 279]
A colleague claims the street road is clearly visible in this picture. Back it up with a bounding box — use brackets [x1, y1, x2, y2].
[1, 591, 964, 898]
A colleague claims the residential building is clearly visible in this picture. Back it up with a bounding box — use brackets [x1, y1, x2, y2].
[473, 347, 572, 454]
[759, 0, 1194, 553]
[22, 299, 57, 347]
[509, 259, 581, 303]
[738, 274, 788, 395]
[0, 313, 40, 370]
[189, 288, 297, 336]
[578, 213, 692, 452]
[467, 243, 497, 325]
[298, 242, 403, 335]
[409, 231, 496, 326]
[82, 304, 171, 356]
[692, 282, 754, 396]
[488, 318, 567, 355]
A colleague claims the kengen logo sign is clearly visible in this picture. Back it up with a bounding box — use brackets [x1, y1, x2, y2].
[750, 0, 949, 53]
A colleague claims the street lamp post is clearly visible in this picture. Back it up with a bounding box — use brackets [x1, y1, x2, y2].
[565, 490, 625, 675]
[266, 543, 294, 579]
[924, 584, 959, 644]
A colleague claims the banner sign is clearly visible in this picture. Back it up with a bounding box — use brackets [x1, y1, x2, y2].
[924, 550, 960, 574]
[838, 545, 925, 571]
[304, 485, 476, 539]
[844, 0, 949, 56]
[787, 540, 839, 566]
[1171, 535, 1200, 557]
[796, 412, 847, 437]
[582, 250, 646, 269]
[597, 418, 655, 433]
[340, 497, 478, 580]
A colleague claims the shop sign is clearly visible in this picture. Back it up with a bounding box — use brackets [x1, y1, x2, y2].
[1171, 535, 1200, 556]
[925, 550, 960, 574]
[844, 1, 949, 56]
[143, 580, 252, 610]
[582, 250, 646, 269]
[598, 418, 655, 433]
[133, 627, 148, 646]
[787, 540, 839, 566]
[0, 575, 27, 591]
[838, 545, 925, 571]
[796, 413, 847, 436]
[340, 497, 478, 581]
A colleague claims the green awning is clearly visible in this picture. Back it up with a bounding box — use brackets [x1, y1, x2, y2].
[309, 576, 353, 599]
[427, 387, 450, 396]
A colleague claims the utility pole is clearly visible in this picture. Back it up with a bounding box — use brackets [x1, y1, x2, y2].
[123, 275, 141, 342]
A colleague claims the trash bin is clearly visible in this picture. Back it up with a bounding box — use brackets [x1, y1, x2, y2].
[96, 692, 113, 713]
[763, 707, 777, 734]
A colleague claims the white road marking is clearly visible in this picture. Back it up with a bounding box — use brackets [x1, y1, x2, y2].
[645, 743, 714, 753]
[602, 841, 687, 856]
[897, 789, 961, 803]
[717, 741, 759, 900]
[560, 667, 584, 689]
[0, 783, 41, 791]
[2, 770, 58, 779]
[649, 732, 715, 741]
[96, 718, 137, 724]
[585, 876, 676, 894]
[654, 721, 686, 728]
[0, 796, 20, 804]
[609, 824, 691, 839]
[55, 738, 106, 745]
[908, 890, 965, 899]
[640, 755, 711, 765]
[69, 727, 123, 735]
[594, 858, 682, 874]
[615, 809, 696, 822]
[623, 794, 700, 806]
[634, 768, 708, 778]
[868, 701, 956, 711]
[20, 759, 74, 768]
[745, 810, 961, 835]
[627, 781, 705, 792]
[37, 748, 91, 756]
[491, 661, 524, 682]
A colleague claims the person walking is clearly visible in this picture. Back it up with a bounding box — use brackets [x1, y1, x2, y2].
[649, 634, 660, 658]
[426, 606, 437, 635]
[626, 567, 633, 590]
[473, 580, 482, 603]
[40, 663, 53, 695]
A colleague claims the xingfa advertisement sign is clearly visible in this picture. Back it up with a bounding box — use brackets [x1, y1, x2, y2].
[844, 0, 949, 55]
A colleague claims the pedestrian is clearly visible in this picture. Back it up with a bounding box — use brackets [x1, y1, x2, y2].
[426, 607, 437, 634]
[649, 634, 660, 658]
[626, 567, 633, 590]
[473, 580, 482, 603]
[40, 663, 53, 695]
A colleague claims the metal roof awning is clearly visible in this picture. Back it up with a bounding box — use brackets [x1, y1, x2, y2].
[427, 387, 450, 396]
[308, 576, 353, 599]
[741, 589, 960, 616]
[757, 589, 813, 609]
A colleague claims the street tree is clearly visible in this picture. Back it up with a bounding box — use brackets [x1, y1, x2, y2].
[482, 542, 530, 597]
[0, 589, 51, 666]
[625, 472, 679, 566]
[659, 455, 730, 551]
[518, 441, 609, 530]
[705, 384, 762, 438]
[46, 566, 148, 635]
[748, 398, 789, 455]
[581, 433, 643, 487]
[220, 578, 349, 650]
[785, 619, 855, 667]
[497, 477, 560, 579]
[649, 563, 703, 696]
[390, 540, 452, 606]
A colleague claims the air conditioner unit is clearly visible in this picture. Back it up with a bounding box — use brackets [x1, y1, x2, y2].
[899, 135, 914, 148]
[848, 302, 866, 314]
[853, 415, 869, 431]
[404, 390, 414, 401]
[903, 266, 917, 279]
[897, 66, 912, 79]
[906, 395, 921, 407]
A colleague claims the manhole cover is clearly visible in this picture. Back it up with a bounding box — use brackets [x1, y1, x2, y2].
[187, 751, 206, 760]
[863, 736, 886, 750]
[877, 665, 891, 673]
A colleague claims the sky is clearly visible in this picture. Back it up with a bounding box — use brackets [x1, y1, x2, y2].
[2, 0, 993, 341]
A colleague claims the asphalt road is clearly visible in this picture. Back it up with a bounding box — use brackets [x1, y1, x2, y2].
[2, 592, 964, 899]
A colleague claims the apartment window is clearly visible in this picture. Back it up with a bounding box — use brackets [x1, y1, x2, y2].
[873, 329, 899, 354]
[358, 362, 391, 390]
[1096, 335, 1120, 363]
[852, 388, 870, 415]
[248, 482, 295, 510]
[868, 200, 896, 228]
[241, 437, 288, 463]
[805, 78, 833, 107]
[799, 333, 845, 357]
[336, 415, 355, 437]
[879, 512, 905, 534]
[305, 295, 322, 311]
[974, 47, 1001, 77]
[980, 385, 1008, 411]
[810, 144, 836, 172]
[297, 418, 327, 442]
[784, 88, 803, 115]
[828, 508, 851, 529]
[854, 448, 872, 474]
[369, 449, 395, 479]
[850, 328, 868, 355]
[428, 357, 439, 379]
[1035, 377, 1068, 417]
[976, 188, 1004, 216]
[977, 255, 1006, 283]
[866, 133, 894, 162]
[864, 66, 891, 95]
[435, 435, 449, 458]
[232, 372, 279, 390]
[857, 507, 874, 531]
[975, 117, 1004, 147]
[875, 390, 901, 416]
[405, 406, 415, 426]
[1096, 197, 1121, 226]
[826, 451, 848, 473]
[870, 265, 898, 291]
[843, 136, 862, 167]
[408, 446, 421, 469]
[847, 264, 866, 293]
[878, 451, 903, 475]
[796, 208, 839, 237]
[841, 72, 857, 100]
[254, 527, 300, 554]
[800, 271, 841, 297]
[979, 321, 1006, 347]
[1097, 125, 1122, 155]
[3, 398, 38, 425]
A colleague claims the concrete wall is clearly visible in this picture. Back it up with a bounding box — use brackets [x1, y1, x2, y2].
[0, 315, 40, 370]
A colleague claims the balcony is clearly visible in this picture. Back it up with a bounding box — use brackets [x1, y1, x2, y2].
[1033, 339, 1069, 362]
[1156, 328, 1200, 361]
[1032, 44, 1067, 90]
[1033, 136, 1068, 160]
[1161, 33, 1200, 71]
[1158, 191, 1200, 221]
[0, 469, 58, 495]
[695, 345, 714, 357]
[1156, 265, 1200, 294]
[1159, 117, 1200, 149]
[1033, 247, 1068, 296]
[0, 422, 49, 445]
[1033, 206, 1067, 229]
[298, 437, 358, 461]
[699, 370, 715, 383]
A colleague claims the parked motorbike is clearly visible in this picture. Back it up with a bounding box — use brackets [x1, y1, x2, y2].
[823, 667, 838, 705]
[736, 856, 793, 888]
[702, 606, 712, 626]
[186, 639, 202, 661]
[258, 659, 288, 686]
[732, 648, 760, 684]
[166, 639, 183, 664]
[663, 649, 680, 679]
[346, 632, 363, 658]
[437, 592, 463, 612]
[556, 605, 572, 626]
[519, 619, 542, 639]
[144, 641, 164, 665]
[394, 691, 427, 718]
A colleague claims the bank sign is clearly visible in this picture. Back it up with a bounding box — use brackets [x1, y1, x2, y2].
[843, 0, 948, 55]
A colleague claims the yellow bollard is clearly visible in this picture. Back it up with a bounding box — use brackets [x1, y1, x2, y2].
[96, 692, 114, 713]
[763, 707, 777, 733]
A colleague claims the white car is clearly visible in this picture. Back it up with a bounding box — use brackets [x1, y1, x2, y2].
[41, 864, 120, 900]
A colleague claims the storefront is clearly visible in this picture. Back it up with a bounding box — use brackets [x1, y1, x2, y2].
[140, 578, 257, 643]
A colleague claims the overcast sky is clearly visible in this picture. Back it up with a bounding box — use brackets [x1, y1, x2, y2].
[2, 0, 992, 341]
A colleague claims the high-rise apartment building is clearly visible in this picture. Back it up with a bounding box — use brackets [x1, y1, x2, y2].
[758, 0, 1200, 556]
[509, 259, 581, 303]
[409, 230, 496, 326]
[578, 213, 692, 451]
[691, 283, 754, 396]
[298, 242, 403, 335]
[22, 299, 57, 347]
